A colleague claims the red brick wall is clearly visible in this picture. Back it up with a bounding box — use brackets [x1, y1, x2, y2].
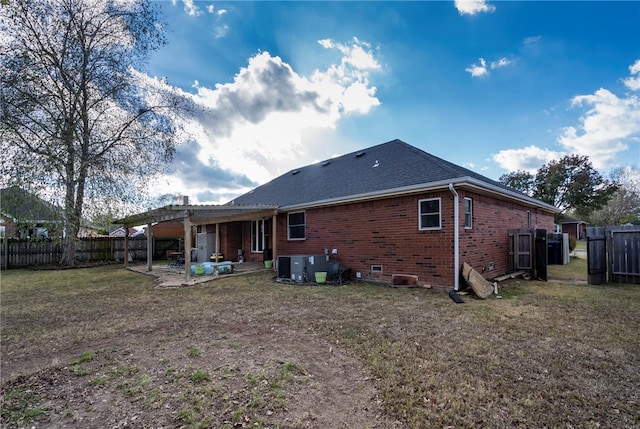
[457, 190, 555, 282]
[221, 222, 243, 261]
[195, 222, 245, 261]
[271, 190, 555, 288]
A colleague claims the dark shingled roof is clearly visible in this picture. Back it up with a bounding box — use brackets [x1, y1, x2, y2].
[0, 186, 62, 222]
[230, 139, 549, 210]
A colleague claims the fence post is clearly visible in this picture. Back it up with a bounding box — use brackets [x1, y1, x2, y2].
[1, 239, 7, 269]
[586, 226, 607, 285]
[534, 229, 547, 281]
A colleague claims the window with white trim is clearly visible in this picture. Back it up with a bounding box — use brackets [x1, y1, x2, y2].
[464, 197, 473, 229]
[418, 198, 441, 230]
[251, 218, 271, 253]
[288, 211, 305, 240]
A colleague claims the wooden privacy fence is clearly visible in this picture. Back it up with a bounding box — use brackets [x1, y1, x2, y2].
[0, 237, 181, 269]
[586, 225, 640, 285]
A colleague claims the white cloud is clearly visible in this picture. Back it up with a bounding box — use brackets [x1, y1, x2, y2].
[524, 36, 541, 45]
[182, 0, 201, 17]
[491, 58, 511, 69]
[466, 58, 488, 77]
[214, 24, 229, 39]
[493, 61, 640, 174]
[173, 1, 229, 38]
[466, 57, 512, 78]
[558, 87, 640, 168]
[623, 59, 640, 91]
[142, 38, 382, 204]
[454, 0, 496, 16]
[493, 146, 563, 173]
[317, 37, 381, 76]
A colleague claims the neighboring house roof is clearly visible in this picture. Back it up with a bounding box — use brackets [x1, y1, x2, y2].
[557, 214, 588, 225]
[230, 139, 559, 212]
[0, 186, 62, 223]
[109, 226, 141, 237]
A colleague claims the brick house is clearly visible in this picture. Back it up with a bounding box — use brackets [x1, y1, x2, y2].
[117, 139, 558, 287]
[0, 186, 63, 239]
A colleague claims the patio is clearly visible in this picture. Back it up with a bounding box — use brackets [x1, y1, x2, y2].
[127, 261, 269, 288]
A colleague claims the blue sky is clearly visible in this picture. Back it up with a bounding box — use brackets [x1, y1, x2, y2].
[142, 0, 640, 204]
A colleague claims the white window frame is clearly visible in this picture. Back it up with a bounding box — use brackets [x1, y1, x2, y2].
[251, 219, 270, 253]
[464, 197, 473, 229]
[287, 211, 306, 240]
[418, 197, 441, 230]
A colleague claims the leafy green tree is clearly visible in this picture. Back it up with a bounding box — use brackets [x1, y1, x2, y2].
[532, 155, 618, 219]
[0, 0, 184, 264]
[498, 170, 535, 195]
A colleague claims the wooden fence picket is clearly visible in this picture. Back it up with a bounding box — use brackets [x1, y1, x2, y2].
[0, 237, 182, 268]
[587, 225, 640, 285]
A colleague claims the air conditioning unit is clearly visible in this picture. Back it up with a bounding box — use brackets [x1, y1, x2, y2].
[279, 254, 328, 282]
[277, 256, 291, 279]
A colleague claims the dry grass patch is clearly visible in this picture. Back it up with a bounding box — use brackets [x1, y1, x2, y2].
[1, 266, 639, 428]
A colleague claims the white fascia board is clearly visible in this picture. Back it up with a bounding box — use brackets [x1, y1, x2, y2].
[462, 177, 560, 213]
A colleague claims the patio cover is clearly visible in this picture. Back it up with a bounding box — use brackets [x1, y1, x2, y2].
[114, 198, 279, 283]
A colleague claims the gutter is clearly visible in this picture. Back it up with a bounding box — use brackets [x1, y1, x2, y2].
[448, 183, 460, 291]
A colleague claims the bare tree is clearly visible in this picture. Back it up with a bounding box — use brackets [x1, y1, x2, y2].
[1, 0, 184, 264]
[588, 165, 640, 226]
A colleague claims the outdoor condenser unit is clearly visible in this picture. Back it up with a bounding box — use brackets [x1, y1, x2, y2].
[306, 254, 328, 280]
[289, 255, 307, 282]
[277, 256, 291, 280]
[287, 254, 328, 282]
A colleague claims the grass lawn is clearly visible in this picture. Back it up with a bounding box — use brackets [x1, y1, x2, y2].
[1, 264, 639, 428]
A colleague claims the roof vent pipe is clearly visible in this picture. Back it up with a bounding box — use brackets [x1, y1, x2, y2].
[448, 183, 460, 291]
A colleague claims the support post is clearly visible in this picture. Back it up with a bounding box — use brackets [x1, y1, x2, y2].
[183, 196, 192, 283]
[124, 230, 129, 268]
[271, 214, 277, 270]
[216, 223, 220, 260]
[146, 222, 153, 272]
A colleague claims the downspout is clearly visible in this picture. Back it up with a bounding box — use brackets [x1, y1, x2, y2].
[448, 183, 460, 291]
